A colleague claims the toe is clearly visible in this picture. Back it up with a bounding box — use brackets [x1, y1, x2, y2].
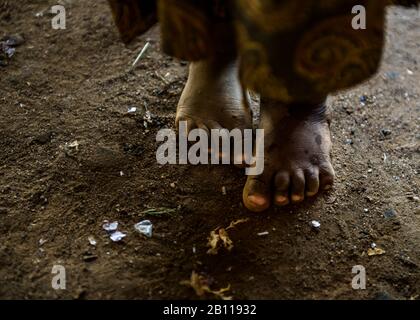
[205, 120, 223, 131]
[274, 171, 290, 206]
[196, 121, 210, 135]
[290, 169, 305, 203]
[243, 175, 271, 212]
[319, 162, 335, 190]
[176, 117, 197, 136]
[305, 167, 320, 197]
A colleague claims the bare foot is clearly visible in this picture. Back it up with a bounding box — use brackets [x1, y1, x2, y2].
[176, 58, 252, 135]
[243, 100, 335, 212]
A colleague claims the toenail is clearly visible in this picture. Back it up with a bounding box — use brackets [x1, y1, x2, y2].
[291, 195, 303, 202]
[248, 195, 267, 206]
[306, 191, 317, 197]
[276, 195, 289, 204]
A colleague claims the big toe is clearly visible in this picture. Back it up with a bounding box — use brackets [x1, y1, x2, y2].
[243, 176, 271, 212]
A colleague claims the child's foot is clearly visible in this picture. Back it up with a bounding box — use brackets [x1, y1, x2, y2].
[176, 59, 252, 135]
[243, 100, 335, 212]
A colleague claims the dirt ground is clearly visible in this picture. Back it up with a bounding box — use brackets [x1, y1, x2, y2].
[0, 0, 419, 300]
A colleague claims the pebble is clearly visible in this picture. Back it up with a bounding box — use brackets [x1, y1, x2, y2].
[88, 236, 97, 246]
[310, 220, 321, 229]
[1, 34, 25, 47]
[384, 209, 397, 219]
[381, 128, 392, 137]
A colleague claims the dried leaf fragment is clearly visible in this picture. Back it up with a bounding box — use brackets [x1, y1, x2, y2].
[207, 218, 249, 255]
[367, 247, 386, 256]
[181, 271, 232, 300]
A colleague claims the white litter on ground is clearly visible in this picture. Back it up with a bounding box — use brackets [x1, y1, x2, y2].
[310, 220, 321, 229]
[134, 220, 153, 238]
[110, 231, 126, 242]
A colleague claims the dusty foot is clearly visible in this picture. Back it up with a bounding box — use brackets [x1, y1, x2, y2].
[176, 59, 252, 135]
[243, 100, 335, 212]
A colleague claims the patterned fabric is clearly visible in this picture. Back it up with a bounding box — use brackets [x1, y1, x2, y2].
[108, 0, 419, 102]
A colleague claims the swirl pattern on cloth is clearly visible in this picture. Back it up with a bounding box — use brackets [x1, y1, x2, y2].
[108, 0, 418, 102]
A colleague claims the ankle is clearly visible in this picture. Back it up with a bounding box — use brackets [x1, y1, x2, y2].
[261, 97, 329, 124]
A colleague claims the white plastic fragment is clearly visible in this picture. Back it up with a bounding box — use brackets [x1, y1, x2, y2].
[88, 236, 97, 246]
[67, 140, 79, 149]
[110, 231, 126, 242]
[102, 221, 126, 242]
[310, 220, 321, 229]
[127, 107, 137, 113]
[257, 231, 269, 236]
[134, 220, 153, 238]
[103, 221, 118, 232]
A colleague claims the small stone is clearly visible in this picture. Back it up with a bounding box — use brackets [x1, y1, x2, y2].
[385, 71, 399, 80]
[1, 34, 25, 47]
[345, 138, 353, 145]
[381, 129, 392, 137]
[384, 209, 397, 219]
[88, 236, 97, 246]
[310, 220, 321, 229]
[222, 186, 227, 195]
